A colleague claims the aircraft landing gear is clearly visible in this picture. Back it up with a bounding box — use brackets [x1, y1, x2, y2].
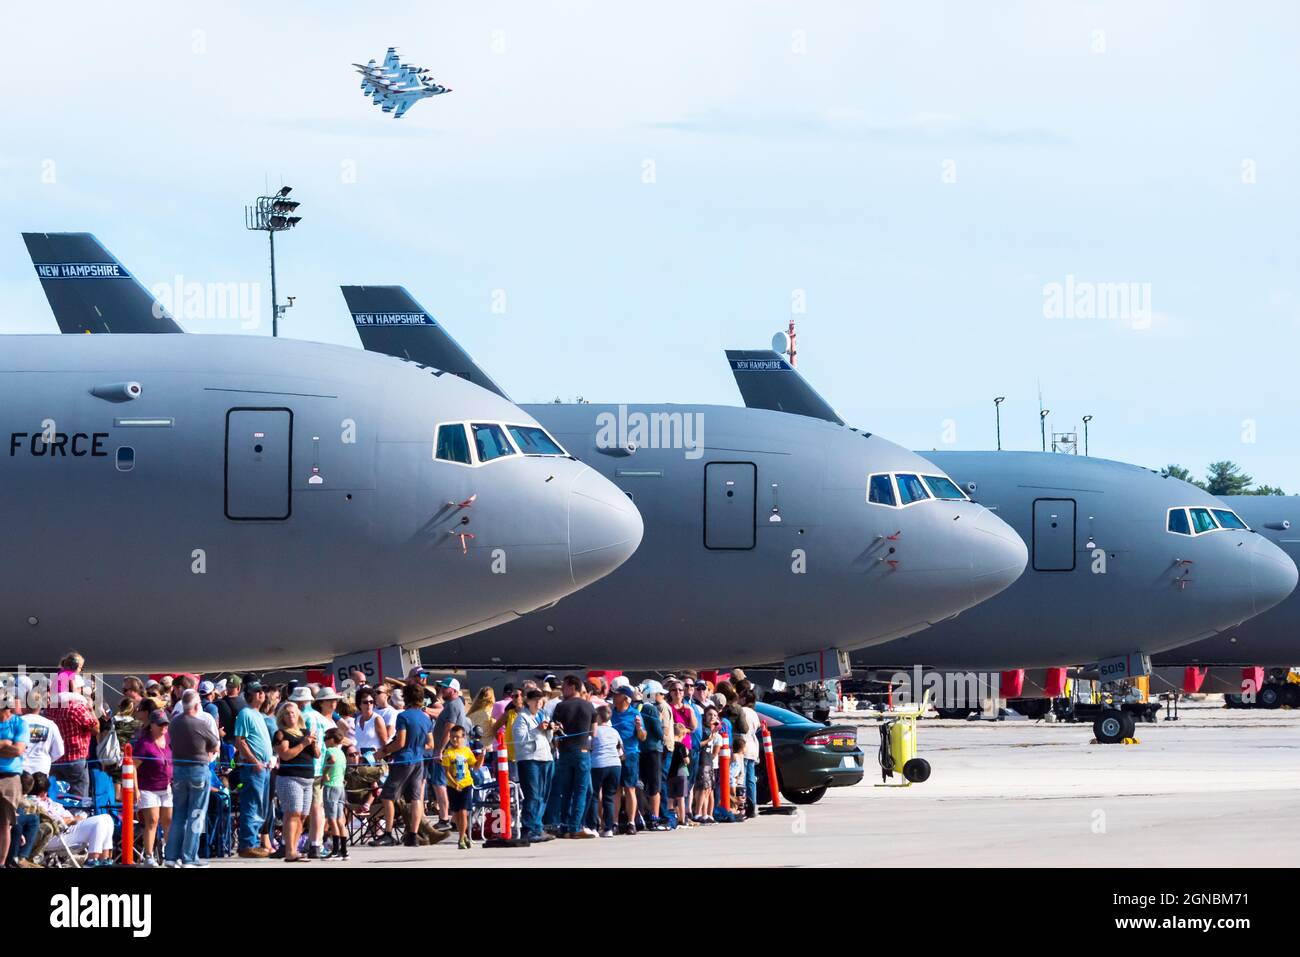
[1092, 708, 1136, 745]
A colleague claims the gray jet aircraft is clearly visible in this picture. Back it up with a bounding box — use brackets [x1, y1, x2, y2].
[723, 350, 1298, 673]
[0, 333, 641, 671]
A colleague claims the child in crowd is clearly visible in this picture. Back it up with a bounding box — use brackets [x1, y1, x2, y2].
[667, 722, 691, 826]
[322, 728, 349, 860]
[729, 735, 747, 814]
[441, 725, 480, 849]
[691, 707, 720, 824]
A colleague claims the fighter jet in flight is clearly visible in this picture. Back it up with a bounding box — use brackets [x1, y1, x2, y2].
[353, 47, 451, 118]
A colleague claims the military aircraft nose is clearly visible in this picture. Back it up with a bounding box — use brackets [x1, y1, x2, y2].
[967, 507, 1029, 605]
[567, 466, 644, 589]
[1249, 535, 1298, 617]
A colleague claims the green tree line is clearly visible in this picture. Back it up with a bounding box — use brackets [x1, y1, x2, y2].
[1164, 461, 1286, 496]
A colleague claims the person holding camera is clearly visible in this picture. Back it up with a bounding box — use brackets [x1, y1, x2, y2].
[512, 688, 555, 842]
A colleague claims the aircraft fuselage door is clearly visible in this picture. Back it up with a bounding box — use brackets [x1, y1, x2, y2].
[226, 408, 292, 520]
[1032, 497, 1076, 571]
[704, 462, 756, 549]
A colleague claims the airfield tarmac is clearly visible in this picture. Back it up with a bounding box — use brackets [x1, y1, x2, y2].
[213, 699, 1300, 868]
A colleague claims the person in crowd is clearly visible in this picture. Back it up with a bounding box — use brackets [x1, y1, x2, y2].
[377, 683, 434, 847]
[352, 688, 391, 763]
[232, 681, 273, 859]
[432, 677, 472, 832]
[54, 652, 86, 698]
[46, 683, 99, 803]
[215, 674, 246, 741]
[441, 724, 479, 849]
[334, 699, 356, 744]
[132, 709, 173, 866]
[665, 680, 699, 798]
[27, 772, 115, 865]
[667, 723, 691, 826]
[272, 700, 318, 863]
[198, 681, 221, 728]
[374, 685, 399, 735]
[609, 685, 646, 834]
[587, 705, 623, 837]
[7, 774, 41, 868]
[467, 686, 496, 749]
[165, 689, 219, 867]
[546, 674, 595, 839]
[321, 728, 348, 860]
[491, 686, 523, 778]
[300, 686, 335, 859]
[738, 687, 761, 818]
[729, 735, 748, 813]
[0, 694, 28, 865]
[20, 692, 64, 776]
[512, 688, 555, 843]
[692, 706, 720, 825]
[636, 681, 668, 830]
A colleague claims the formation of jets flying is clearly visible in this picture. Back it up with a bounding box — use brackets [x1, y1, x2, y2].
[353, 46, 451, 118]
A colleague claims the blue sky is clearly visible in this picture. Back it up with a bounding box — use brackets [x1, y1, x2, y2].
[4, 1, 1298, 486]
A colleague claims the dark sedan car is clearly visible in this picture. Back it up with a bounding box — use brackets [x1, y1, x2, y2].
[753, 701, 864, 805]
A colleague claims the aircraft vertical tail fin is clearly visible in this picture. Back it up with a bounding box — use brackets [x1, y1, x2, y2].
[341, 285, 511, 400]
[21, 232, 183, 334]
[724, 349, 843, 425]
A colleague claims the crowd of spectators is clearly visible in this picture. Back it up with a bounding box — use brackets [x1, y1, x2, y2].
[0, 651, 768, 866]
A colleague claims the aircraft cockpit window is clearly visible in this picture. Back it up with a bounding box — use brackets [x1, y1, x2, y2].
[922, 475, 968, 501]
[1167, 508, 1191, 535]
[895, 473, 931, 506]
[435, 423, 472, 465]
[470, 423, 516, 462]
[1211, 508, 1249, 530]
[1189, 507, 1219, 534]
[868, 473, 897, 507]
[507, 425, 568, 457]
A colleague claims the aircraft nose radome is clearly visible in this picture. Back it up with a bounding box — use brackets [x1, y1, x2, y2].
[967, 507, 1029, 603]
[567, 466, 644, 589]
[1250, 537, 1298, 617]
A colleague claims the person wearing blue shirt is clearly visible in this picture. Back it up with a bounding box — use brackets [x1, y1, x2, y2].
[377, 686, 435, 847]
[232, 682, 274, 858]
[0, 697, 28, 866]
[609, 686, 646, 834]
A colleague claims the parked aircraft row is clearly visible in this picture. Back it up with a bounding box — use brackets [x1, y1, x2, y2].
[9, 234, 1298, 727]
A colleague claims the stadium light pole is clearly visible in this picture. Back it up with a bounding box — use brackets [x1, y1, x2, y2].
[1082, 415, 1093, 456]
[245, 185, 303, 337]
[1039, 409, 1051, 452]
[993, 397, 1005, 451]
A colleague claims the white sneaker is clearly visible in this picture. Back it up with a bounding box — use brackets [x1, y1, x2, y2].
[182, 860, 209, 868]
[164, 860, 181, 868]
[599, 829, 614, 838]
[582, 828, 598, 837]
[138, 857, 158, 867]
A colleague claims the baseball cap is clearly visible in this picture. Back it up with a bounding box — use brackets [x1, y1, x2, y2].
[640, 679, 665, 698]
[226, 674, 243, 687]
[198, 680, 215, 694]
[437, 677, 460, 691]
[244, 681, 263, 694]
[612, 684, 634, 698]
[149, 709, 170, 726]
[711, 693, 727, 708]
[694, 679, 709, 689]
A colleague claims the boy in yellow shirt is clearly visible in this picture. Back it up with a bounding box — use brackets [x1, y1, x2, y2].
[441, 725, 480, 849]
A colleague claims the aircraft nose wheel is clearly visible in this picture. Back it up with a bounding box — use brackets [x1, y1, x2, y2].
[1093, 709, 1135, 744]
